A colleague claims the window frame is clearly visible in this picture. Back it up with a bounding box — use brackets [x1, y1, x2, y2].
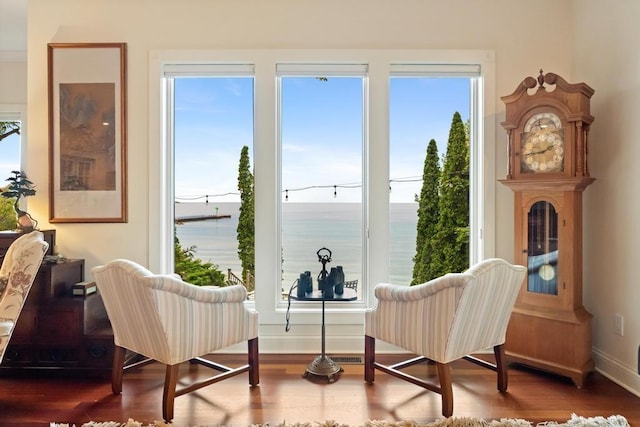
[149, 49, 496, 330]
[0, 104, 27, 169]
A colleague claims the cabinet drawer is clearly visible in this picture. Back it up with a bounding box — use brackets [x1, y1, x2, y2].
[2, 346, 35, 364]
[37, 308, 81, 346]
[37, 347, 81, 365]
[83, 339, 115, 368]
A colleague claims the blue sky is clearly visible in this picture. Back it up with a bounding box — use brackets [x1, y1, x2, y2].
[174, 76, 470, 204]
[174, 77, 254, 203]
[0, 131, 20, 186]
[1, 76, 470, 202]
[390, 77, 470, 202]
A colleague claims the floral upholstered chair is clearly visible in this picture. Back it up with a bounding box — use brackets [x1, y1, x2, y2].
[0, 231, 49, 363]
[92, 259, 260, 423]
[364, 258, 526, 417]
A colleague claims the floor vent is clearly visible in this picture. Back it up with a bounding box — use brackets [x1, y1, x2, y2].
[329, 355, 364, 364]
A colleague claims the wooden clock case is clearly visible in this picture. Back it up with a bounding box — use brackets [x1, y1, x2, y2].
[499, 70, 595, 387]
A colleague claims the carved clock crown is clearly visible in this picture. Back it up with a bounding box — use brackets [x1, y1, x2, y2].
[501, 70, 595, 187]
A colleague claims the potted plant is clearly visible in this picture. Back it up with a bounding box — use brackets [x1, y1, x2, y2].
[1, 170, 38, 232]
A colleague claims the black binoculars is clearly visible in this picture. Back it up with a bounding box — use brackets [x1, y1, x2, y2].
[297, 271, 313, 297]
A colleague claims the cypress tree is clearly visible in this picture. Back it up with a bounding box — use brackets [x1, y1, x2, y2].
[427, 111, 470, 276]
[237, 145, 255, 291]
[411, 139, 440, 285]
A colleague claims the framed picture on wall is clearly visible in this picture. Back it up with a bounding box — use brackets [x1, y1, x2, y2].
[47, 42, 127, 223]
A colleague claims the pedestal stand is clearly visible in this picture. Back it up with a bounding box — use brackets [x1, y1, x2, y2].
[291, 288, 357, 383]
[303, 297, 343, 382]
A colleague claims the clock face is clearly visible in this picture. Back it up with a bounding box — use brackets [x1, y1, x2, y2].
[521, 112, 564, 173]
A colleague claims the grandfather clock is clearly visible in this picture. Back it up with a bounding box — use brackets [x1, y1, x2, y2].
[499, 70, 595, 387]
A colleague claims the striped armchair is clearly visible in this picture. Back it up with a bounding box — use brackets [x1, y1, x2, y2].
[0, 231, 48, 363]
[364, 258, 526, 417]
[92, 259, 259, 423]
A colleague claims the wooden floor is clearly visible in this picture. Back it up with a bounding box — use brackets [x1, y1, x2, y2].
[1, 354, 639, 426]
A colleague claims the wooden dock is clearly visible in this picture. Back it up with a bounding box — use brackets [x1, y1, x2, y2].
[175, 214, 231, 223]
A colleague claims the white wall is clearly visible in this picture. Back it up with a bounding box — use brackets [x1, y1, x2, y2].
[25, 0, 574, 267]
[0, 60, 27, 104]
[572, 0, 640, 396]
[15, 0, 639, 394]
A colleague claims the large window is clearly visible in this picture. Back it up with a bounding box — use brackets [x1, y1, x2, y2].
[389, 68, 477, 285]
[278, 65, 366, 300]
[162, 66, 255, 291]
[151, 50, 495, 334]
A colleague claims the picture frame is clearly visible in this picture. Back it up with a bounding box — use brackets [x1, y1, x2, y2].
[48, 42, 127, 223]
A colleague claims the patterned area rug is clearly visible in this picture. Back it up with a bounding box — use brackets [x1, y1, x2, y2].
[50, 414, 630, 427]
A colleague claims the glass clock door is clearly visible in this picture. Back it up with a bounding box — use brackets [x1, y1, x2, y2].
[527, 200, 558, 295]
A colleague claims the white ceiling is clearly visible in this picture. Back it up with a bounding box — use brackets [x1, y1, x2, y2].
[0, 0, 27, 54]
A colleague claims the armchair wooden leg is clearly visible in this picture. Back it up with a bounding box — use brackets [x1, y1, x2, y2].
[162, 364, 179, 423]
[248, 337, 259, 386]
[364, 335, 375, 384]
[111, 345, 126, 395]
[436, 362, 453, 417]
[494, 344, 508, 392]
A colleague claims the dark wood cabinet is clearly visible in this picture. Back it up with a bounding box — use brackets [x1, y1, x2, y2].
[0, 230, 115, 375]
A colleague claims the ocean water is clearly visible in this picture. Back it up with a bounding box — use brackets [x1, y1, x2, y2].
[174, 202, 418, 288]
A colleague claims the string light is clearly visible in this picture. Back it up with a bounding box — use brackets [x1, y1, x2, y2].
[175, 173, 472, 202]
[175, 192, 240, 202]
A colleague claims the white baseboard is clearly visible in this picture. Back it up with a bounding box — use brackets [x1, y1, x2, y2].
[592, 347, 640, 397]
